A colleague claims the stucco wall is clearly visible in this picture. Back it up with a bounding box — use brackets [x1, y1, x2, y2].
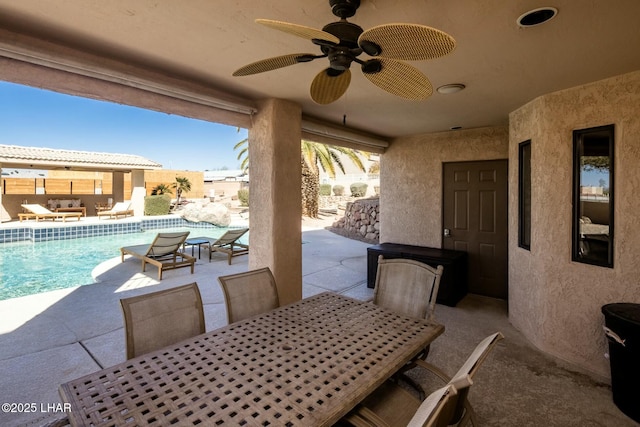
[380, 126, 509, 247]
[509, 70, 640, 379]
[248, 98, 302, 305]
[140, 169, 205, 198]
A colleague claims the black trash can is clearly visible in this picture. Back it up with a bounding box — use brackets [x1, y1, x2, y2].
[601, 303, 640, 423]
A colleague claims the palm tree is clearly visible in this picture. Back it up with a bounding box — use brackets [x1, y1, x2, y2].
[173, 176, 192, 206]
[234, 137, 367, 217]
[301, 154, 319, 217]
[301, 140, 366, 177]
[151, 183, 172, 195]
[301, 140, 366, 217]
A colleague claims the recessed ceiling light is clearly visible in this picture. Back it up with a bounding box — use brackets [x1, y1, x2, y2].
[517, 7, 558, 27]
[437, 83, 466, 94]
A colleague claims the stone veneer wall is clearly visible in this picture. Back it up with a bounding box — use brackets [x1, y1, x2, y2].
[509, 70, 640, 379]
[331, 197, 380, 242]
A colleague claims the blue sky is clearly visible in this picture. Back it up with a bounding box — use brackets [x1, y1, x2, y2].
[582, 169, 609, 188]
[0, 81, 247, 171]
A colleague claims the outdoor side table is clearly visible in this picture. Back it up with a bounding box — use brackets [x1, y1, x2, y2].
[183, 237, 210, 259]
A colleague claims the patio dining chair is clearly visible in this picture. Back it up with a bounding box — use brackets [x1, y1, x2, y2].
[420, 331, 504, 426]
[344, 332, 504, 427]
[218, 267, 280, 323]
[119, 282, 205, 359]
[373, 255, 444, 395]
[373, 255, 444, 323]
[343, 380, 466, 427]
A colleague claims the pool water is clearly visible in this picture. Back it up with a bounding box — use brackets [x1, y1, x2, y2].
[0, 227, 244, 301]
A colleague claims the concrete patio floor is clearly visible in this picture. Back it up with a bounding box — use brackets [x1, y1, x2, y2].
[0, 220, 634, 426]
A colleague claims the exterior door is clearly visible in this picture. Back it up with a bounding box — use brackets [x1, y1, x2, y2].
[442, 160, 508, 299]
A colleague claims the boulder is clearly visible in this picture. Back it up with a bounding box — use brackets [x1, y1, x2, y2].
[180, 199, 231, 227]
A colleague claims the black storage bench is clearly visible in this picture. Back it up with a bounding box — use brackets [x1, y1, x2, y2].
[367, 243, 468, 307]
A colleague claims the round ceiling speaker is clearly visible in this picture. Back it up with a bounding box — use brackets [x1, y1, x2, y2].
[517, 7, 558, 28]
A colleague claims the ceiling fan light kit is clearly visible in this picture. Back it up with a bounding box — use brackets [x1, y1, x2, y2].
[232, 0, 456, 104]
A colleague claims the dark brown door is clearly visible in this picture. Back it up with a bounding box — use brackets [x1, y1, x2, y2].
[442, 160, 508, 299]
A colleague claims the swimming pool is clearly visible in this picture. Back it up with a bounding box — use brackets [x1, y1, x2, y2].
[0, 226, 245, 301]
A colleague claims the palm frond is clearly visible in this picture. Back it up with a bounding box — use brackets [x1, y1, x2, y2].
[174, 176, 192, 191]
[233, 138, 248, 150]
[236, 146, 248, 161]
[240, 157, 249, 172]
[234, 137, 249, 172]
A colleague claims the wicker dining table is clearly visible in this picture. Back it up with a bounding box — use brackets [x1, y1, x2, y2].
[59, 292, 444, 427]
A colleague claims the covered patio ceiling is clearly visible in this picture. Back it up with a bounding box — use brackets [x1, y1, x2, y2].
[0, 1, 639, 139]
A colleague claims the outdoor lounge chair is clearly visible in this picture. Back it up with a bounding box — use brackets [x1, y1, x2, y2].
[218, 267, 280, 323]
[120, 282, 205, 359]
[97, 201, 134, 219]
[120, 231, 196, 280]
[19, 203, 81, 222]
[207, 228, 249, 264]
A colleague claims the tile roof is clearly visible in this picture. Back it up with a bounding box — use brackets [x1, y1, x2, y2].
[0, 144, 162, 170]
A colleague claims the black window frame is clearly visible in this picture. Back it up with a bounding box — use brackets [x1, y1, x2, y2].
[571, 124, 614, 268]
[518, 140, 531, 250]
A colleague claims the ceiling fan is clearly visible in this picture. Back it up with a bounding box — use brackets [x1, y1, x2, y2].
[232, 0, 456, 104]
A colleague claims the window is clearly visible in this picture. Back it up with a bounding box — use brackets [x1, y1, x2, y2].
[572, 125, 614, 267]
[518, 140, 531, 250]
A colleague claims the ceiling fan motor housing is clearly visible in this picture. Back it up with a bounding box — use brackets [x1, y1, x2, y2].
[322, 21, 363, 47]
[330, 0, 360, 19]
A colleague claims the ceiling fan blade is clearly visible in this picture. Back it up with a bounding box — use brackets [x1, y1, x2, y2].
[310, 68, 351, 104]
[256, 19, 340, 44]
[359, 23, 456, 60]
[232, 53, 317, 76]
[362, 58, 433, 100]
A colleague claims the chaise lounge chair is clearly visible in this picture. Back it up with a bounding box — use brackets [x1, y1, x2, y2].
[120, 231, 196, 280]
[206, 228, 249, 264]
[19, 204, 82, 222]
[97, 201, 134, 219]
